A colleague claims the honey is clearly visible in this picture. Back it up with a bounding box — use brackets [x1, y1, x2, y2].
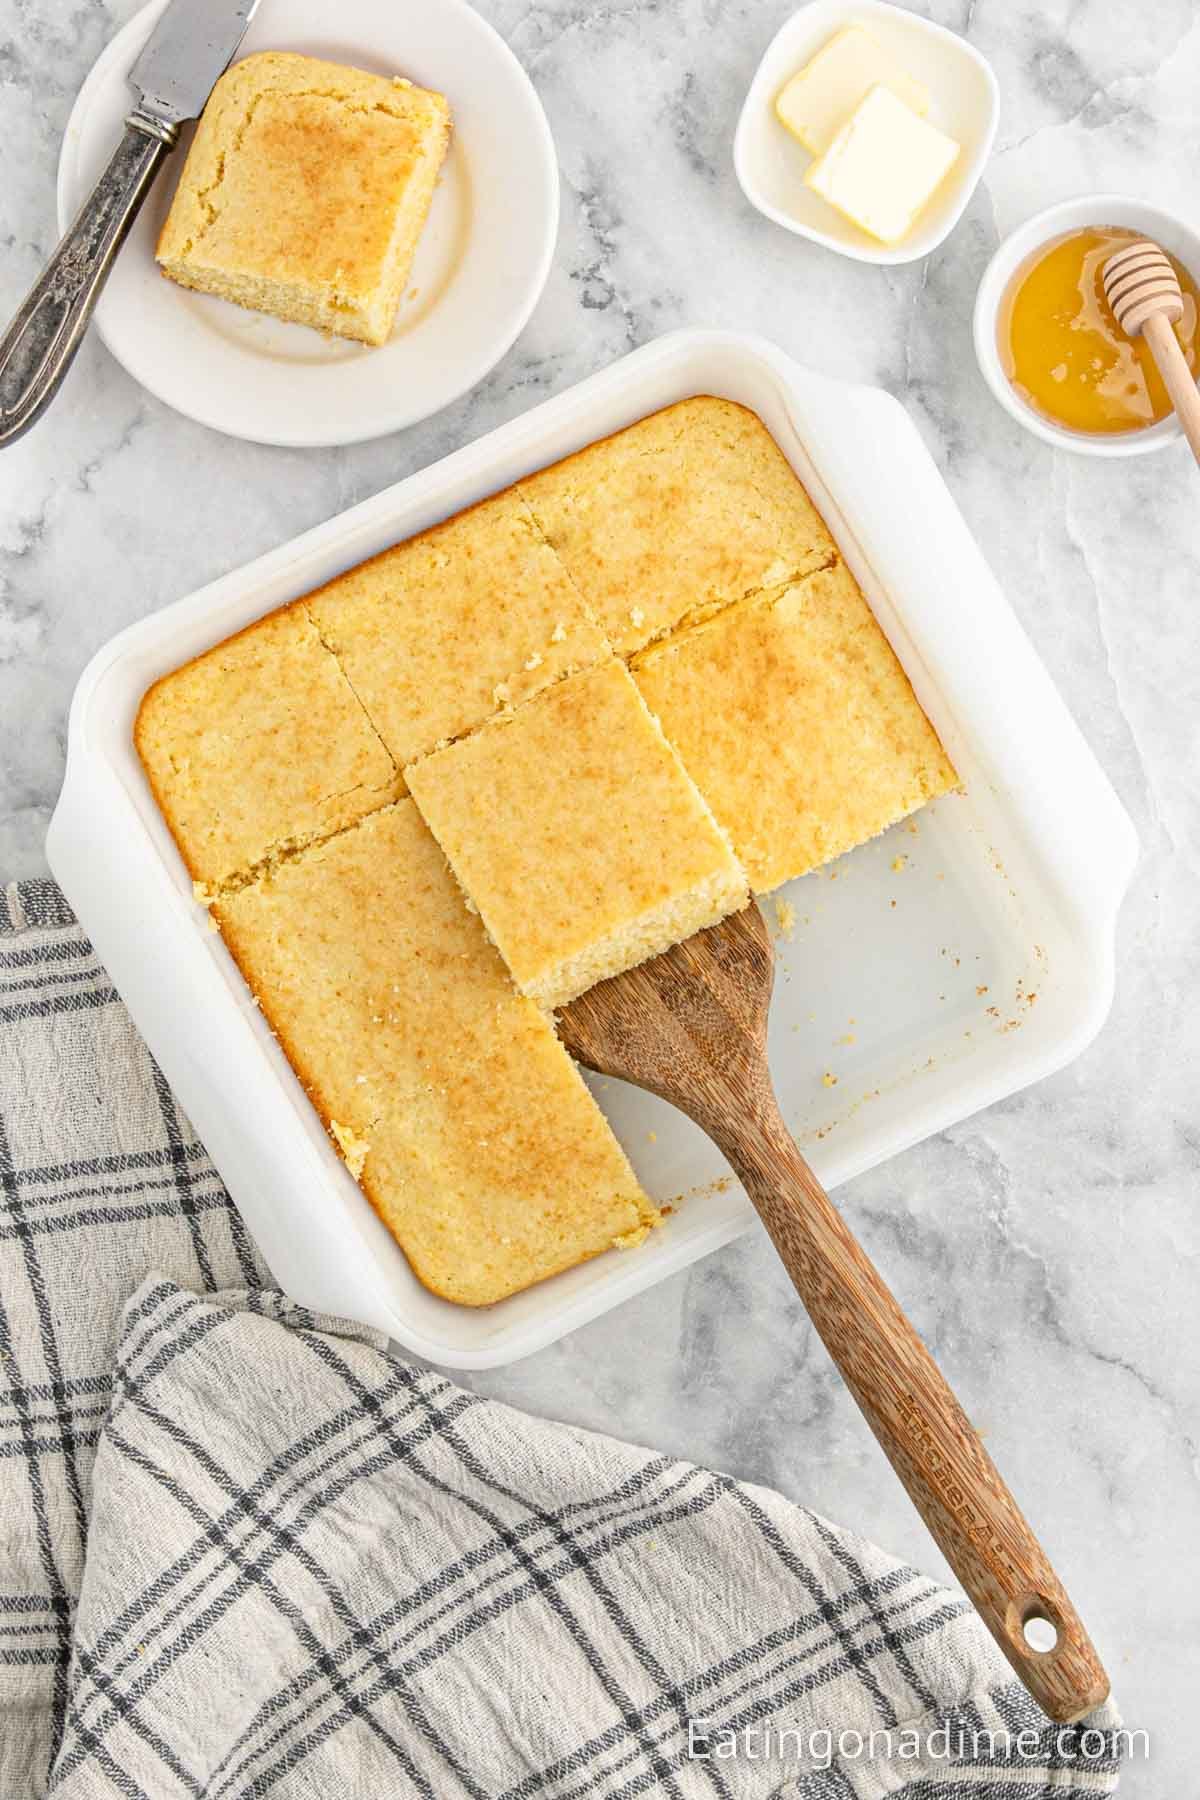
[998, 225, 1200, 435]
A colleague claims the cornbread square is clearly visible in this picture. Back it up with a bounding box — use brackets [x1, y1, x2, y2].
[306, 491, 609, 772]
[519, 397, 836, 656]
[406, 660, 748, 1009]
[156, 52, 451, 346]
[216, 802, 656, 1305]
[633, 562, 958, 892]
[135, 603, 401, 892]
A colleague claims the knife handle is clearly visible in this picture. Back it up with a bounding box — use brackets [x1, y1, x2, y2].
[0, 112, 175, 449]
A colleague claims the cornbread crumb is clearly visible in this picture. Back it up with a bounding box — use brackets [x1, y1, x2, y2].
[614, 1224, 652, 1250]
[633, 562, 958, 893]
[406, 661, 748, 1009]
[330, 1119, 371, 1180]
[823, 1072, 838, 1088]
[892, 855, 908, 872]
[775, 898, 797, 941]
[156, 52, 451, 346]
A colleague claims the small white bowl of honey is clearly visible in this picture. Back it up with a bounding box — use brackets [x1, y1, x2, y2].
[973, 194, 1200, 455]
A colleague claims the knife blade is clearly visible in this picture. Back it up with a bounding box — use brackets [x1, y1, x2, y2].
[0, 0, 262, 445]
[130, 0, 262, 129]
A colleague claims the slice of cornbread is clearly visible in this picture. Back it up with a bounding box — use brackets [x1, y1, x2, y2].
[519, 397, 836, 656]
[405, 659, 749, 1009]
[216, 802, 656, 1306]
[156, 52, 451, 347]
[135, 603, 401, 893]
[633, 562, 958, 892]
[306, 491, 609, 773]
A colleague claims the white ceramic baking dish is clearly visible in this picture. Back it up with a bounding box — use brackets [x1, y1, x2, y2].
[47, 328, 1137, 1369]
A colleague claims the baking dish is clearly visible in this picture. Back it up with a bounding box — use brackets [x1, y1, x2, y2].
[47, 328, 1137, 1368]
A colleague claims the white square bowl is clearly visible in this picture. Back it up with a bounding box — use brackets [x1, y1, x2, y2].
[733, 0, 999, 265]
[47, 328, 1136, 1368]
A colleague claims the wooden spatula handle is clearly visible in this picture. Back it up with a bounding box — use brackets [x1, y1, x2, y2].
[559, 905, 1109, 1719]
[714, 1096, 1109, 1724]
[1143, 311, 1200, 466]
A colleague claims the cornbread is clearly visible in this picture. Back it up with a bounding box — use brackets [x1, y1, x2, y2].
[633, 562, 958, 892]
[519, 397, 836, 656]
[156, 52, 451, 346]
[216, 803, 656, 1305]
[135, 602, 401, 892]
[405, 660, 749, 1009]
[307, 491, 609, 772]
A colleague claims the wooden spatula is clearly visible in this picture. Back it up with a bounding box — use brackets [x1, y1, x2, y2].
[559, 901, 1110, 1724]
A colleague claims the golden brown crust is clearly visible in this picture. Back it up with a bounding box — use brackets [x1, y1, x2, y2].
[305, 488, 610, 771]
[404, 660, 748, 1008]
[215, 803, 655, 1306]
[156, 51, 451, 346]
[134, 599, 401, 892]
[633, 562, 959, 891]
[518, 396, 836, 656]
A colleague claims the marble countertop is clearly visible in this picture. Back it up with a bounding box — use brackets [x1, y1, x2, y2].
[1, 0, 1196, 1784]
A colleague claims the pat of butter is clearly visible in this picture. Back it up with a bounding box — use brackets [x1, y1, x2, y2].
[804, 85, 960, 246]
[775, 25, 929, 157]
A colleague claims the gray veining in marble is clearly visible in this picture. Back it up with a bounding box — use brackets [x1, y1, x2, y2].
[1, 0, 1196, 1788]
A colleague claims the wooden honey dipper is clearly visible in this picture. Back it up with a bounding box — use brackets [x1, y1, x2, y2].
[1103, 237, 1200, 463]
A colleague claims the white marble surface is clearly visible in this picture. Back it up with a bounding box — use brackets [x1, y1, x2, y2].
[1, 0, 1196, 1786]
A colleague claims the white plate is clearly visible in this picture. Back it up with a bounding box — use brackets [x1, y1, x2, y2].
[48, 329, 1137, 1369]
[733, 0, 999, 266]
[57, 0, 558, 446]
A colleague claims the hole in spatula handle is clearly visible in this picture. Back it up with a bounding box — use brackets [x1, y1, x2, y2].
[1008, 1593, 1063, 1657]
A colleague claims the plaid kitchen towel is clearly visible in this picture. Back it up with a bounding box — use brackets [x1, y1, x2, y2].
[0, 879, 1124, 1799]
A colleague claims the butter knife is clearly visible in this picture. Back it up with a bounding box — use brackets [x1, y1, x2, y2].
[0, 0, 260, 447]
